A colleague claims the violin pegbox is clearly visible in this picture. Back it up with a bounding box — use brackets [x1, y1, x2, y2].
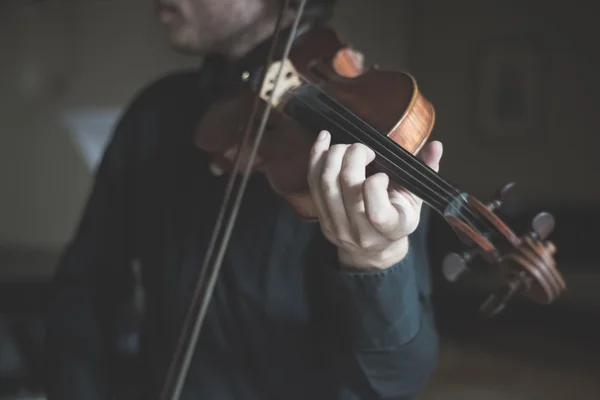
[442, 181, 517, 282]
[442, 183, 566, 317]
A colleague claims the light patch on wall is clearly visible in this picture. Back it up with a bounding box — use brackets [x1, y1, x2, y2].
[62, 108, 122, 172]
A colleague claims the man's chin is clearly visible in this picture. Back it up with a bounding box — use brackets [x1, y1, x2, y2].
[164, 34, 199, 55]
[169, 41, 206, 56]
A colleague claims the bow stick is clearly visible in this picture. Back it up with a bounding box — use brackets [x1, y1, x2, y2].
[158, 1, 309, 399]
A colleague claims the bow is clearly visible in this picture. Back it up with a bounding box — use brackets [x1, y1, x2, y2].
[158, 1, 309, 398]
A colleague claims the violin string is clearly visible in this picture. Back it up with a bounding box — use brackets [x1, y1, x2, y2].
[160, 1, 309, 400]
[158, 2, 298, 399]
[292, 93, 450, 200]
[288, 94, 450, 210]
[293, 89, 498, 238]
[290, 88, 454, 202]
[289, 87, 499, 239]
[294, 94, 454, 213]
[298, 88, 503, 239]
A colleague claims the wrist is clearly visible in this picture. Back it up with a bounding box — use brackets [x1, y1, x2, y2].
[337, 237, 409, 270]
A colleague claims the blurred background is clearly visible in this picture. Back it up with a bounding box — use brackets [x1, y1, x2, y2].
[0, 0, 598, 399]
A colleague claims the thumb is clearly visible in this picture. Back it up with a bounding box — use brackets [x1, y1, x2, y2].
[397, 140, 444, 215]
[418, 140, 443, 172]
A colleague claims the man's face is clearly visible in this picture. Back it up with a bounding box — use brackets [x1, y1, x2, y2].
[155, 0, 271, 54]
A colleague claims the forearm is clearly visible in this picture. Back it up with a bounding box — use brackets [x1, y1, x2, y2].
[319, 234, 439, 398]
[324, 242, 425, 350]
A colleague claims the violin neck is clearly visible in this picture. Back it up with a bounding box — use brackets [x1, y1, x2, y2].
[283, 83, 463, 215]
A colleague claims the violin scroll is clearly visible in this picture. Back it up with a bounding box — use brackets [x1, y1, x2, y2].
[479, 217, 563, 317]
[442, 183, 566, 317]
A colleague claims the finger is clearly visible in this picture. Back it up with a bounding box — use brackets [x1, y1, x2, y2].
[320, 143, 353, 243]
[308, 130, 333, 234]
[363, 172, 405, 240]
[339, 143, 376, 240]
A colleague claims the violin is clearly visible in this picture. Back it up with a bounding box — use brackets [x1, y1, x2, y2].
[194, 24, 565, 313]
[160, 1, 566, 398]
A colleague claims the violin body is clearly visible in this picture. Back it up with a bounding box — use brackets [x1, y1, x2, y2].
[195, 26, 434, 219]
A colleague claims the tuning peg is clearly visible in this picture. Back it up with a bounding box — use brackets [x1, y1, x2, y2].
[442, 249, 478, 282]
[487, 181, 518, 212]
[479, 277, 523, 317]
[530, 211, 555, 241]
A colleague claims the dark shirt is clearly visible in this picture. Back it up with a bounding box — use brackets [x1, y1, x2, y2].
[43, 56, 439, 400]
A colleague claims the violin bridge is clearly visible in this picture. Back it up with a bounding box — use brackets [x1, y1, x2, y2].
[259, 59, 302, 107]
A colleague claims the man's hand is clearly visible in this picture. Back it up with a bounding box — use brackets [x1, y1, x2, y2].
[308, 130, 443, 270]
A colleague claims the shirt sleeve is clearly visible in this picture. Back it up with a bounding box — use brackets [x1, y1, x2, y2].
[43, 102, 139, 400]
[317, 206, 439, 399]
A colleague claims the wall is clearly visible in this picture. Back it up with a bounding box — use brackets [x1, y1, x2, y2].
[408, 0, 599, 206]
[0, 0, 200, 249]
[331, 0, 412, 70]
[0, 0, 413, 250]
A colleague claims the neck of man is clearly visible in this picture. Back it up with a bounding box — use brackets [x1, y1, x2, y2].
[216, 9, 300, 62]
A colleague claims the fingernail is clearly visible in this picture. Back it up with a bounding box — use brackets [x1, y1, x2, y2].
[318, 130, 329, 140]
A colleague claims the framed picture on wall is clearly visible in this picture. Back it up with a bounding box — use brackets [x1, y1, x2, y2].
[474, 38, 543, 142]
